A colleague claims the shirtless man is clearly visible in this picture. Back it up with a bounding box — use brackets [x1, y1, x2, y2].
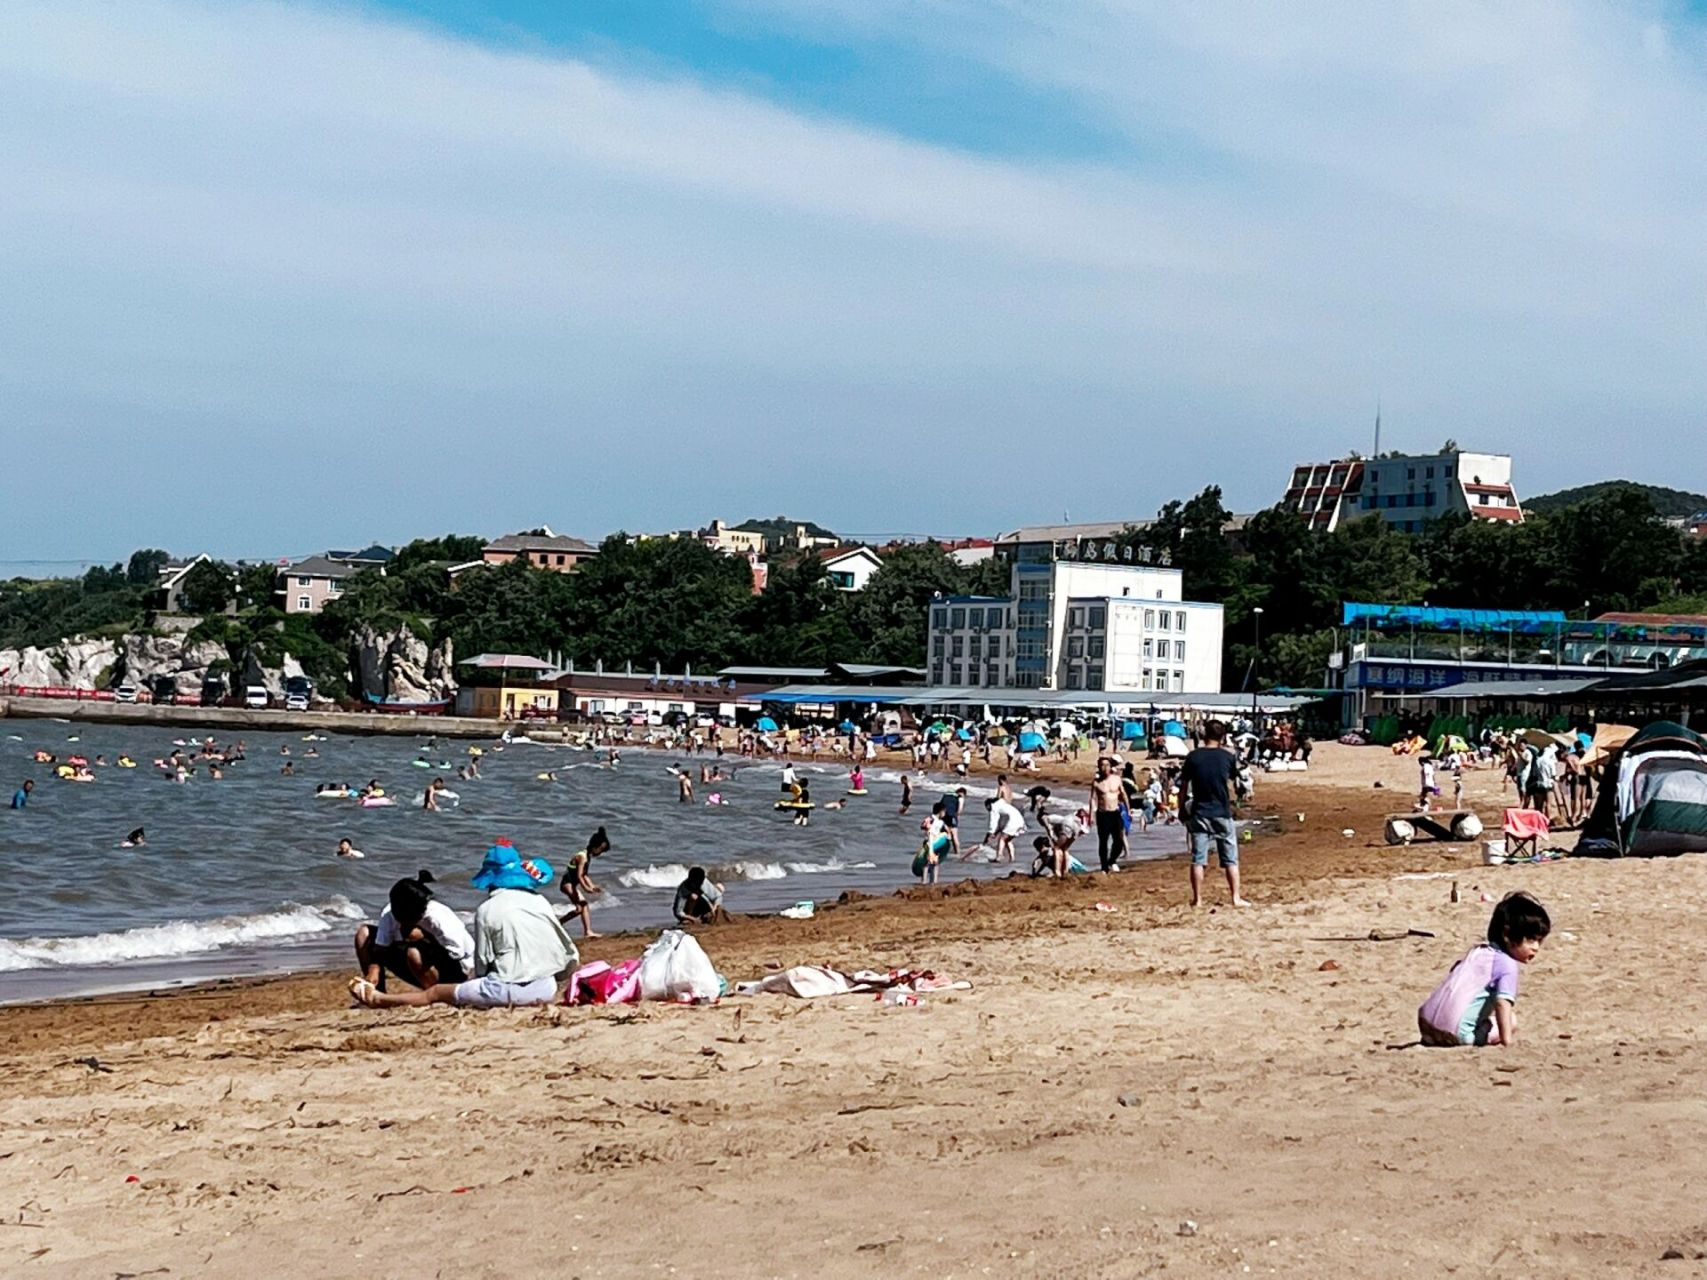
[1089, 758, 1127, 872]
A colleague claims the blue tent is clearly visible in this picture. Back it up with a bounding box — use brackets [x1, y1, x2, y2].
[1120, 721, 1145, 741]
[1017, 731, 1046, 751]
[755, 716, 779, 732]
[957, 727, 975, 740]
[1161, 720, 1187, 739]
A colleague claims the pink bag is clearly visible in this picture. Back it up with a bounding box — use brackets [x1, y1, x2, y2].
[565, 957, 643, 1006]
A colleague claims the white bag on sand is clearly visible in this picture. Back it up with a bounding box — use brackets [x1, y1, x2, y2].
[638, 929, 721, 1002]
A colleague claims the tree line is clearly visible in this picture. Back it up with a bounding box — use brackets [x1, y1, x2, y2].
[5, 482, 1705, 696]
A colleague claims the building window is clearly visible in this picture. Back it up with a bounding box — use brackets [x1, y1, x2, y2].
[1173, 671, 1185, 692]
[950, 664, 963, 683]
[986, 662, 999, 685]
[1066, 667, 1083, 690]
[1068, 607, 1084, 629]
[1425, 466, 1434, 479]
[1143, 638, 1153, 658]
[950, 607, 966, 628]
[296, 595, 311, 611]
[1145, 609, 1155, 628]
[297, 576, 311, 587]
[1088, 636, 1105, 659]
[933, 635, 945, 655]
[556, 555, 566, 565]
[968, 637, 982, 659]
[1175, 611, 1186, 631]
[1141, 671, 1151, 690]
[951, 636, 964, 656]
[933, 608, 948, 629]
[1088, 605, 1106, 628]
[933, 664, 946, 683]
[1068, 637, 1084, 658]
[1159, 612, 1171, 631]
[1175, 640, 1186, 661]
[1086, 666, 1103, 690]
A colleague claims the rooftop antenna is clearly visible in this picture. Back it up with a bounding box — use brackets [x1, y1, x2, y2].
[1372, 399, 1382, 457]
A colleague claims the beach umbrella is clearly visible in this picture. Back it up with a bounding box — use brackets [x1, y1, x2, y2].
[987, 727, 1010, 741]
[756, 716, 779, 732]
[929, 720, 947, 732]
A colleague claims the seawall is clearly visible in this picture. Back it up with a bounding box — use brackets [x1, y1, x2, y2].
[0, 696, 562, 740]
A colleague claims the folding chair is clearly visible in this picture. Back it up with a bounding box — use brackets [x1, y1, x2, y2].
[1503, 807, 1549, 858]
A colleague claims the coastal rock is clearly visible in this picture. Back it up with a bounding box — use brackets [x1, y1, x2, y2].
[353, 624, 455, 702]
[0, 639, 118, 690]
[115, 633, 230, 697]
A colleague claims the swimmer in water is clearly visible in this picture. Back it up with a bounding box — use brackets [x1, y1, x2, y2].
[336, 837, 365, 859]
[793, 780, 812, 826]
[899, 774, 913, 816]
[423, 779, 442, 812]
[281, 761, 294, 776]
[122, 827, 145, 848]
[675, 765, 694, 803]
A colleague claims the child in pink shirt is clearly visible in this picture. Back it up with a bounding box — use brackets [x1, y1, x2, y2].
[1418, 891, 1550, 1047]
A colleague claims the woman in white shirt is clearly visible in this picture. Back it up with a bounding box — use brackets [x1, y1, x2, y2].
[353, 872, 476, 990]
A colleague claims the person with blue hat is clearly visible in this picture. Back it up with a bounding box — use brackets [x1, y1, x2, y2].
[350, 840, 578, 1010]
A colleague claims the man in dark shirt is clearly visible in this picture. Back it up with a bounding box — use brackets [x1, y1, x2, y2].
[1178, 720, 1250, 908]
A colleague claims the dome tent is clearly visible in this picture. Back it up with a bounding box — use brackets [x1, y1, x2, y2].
[1576, 721, 1707, 857]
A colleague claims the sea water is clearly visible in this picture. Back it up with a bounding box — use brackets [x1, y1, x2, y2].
[0, 723, 1188, 1001]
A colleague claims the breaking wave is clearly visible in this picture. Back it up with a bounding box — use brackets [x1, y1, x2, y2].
[0, 897, 366, 972]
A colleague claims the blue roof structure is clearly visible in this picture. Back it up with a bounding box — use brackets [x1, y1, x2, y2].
[1343, 603, 1567, 632]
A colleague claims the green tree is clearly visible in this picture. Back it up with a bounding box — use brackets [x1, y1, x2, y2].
[237, 562, 281, 611]
[845, 543, 968, 666]
[739, 556, 857, 666]
[178, 560, 235, 615]
[391, 535, 486, 573]
[126, 548, 171, 586]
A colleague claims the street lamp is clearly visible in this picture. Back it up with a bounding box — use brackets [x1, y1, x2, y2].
[1251, 607, 1265, 721]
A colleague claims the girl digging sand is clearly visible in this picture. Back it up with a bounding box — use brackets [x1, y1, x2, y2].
[1418, 890, 1550, 1047]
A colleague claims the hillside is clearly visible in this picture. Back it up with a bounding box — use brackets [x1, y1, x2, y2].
[1525, 480, 1707, 517]
[734, 515, 838, 539]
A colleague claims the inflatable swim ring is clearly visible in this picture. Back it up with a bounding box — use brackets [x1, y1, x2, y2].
[411, 759, 431, 768]
[315, 789, 354, 799]
[117, 757, 136, 768]
[360, 797, 396, 808]
[846, 788, 868, 796]
[775, 800, 816, 811]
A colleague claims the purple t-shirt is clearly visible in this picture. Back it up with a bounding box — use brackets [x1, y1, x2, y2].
[1419, 944, 1520, 1044]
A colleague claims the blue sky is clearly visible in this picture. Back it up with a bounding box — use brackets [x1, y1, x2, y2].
[3, 0, 1705, 564]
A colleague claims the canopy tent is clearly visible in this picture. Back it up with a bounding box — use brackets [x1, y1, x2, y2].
[746, 684, 1322, 714]
[1432, 733, 1470, 757]
[1578, 659, 1707, 696]
[1580, 723, 1638, 770]
[754, 716, 779, 732]
[1343, 603, 1567, 633]
[1577, 721, 1707, 857]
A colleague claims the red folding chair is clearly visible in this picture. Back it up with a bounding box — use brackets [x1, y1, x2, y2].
[1503, 807, 1549, 858]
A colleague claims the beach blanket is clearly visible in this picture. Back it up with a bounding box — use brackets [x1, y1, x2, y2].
[735, 966, 970, 999]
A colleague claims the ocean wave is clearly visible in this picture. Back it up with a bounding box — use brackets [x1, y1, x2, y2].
[0, 897, 366, 972]
[616, 859, 802, 888]
[783, 859, 877, 874]
[616, 863, 689, 889]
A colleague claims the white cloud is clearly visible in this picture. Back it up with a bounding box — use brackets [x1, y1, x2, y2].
[1, 0, 1704, 559]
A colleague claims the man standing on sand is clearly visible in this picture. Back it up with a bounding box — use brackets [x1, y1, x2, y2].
[1089, 758, 1127, 872]
[1179, 720, 1250, 908]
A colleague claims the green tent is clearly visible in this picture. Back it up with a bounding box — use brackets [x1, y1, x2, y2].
[1576, 721, 1707, 857]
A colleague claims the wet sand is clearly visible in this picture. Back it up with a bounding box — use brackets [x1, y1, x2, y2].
[3, 745, 1700, 1277]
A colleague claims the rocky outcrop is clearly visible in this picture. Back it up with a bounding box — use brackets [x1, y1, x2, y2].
[4, 624, 454, 704]
[352, 625, 455, 702]
[0, 639, 119, 689]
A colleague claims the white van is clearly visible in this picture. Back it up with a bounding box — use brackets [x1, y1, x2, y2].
[244, 685, 270, 709]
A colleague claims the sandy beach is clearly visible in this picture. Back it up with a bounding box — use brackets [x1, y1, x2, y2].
[4, 744, 1703, 1278]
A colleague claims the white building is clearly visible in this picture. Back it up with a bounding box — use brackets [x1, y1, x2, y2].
[1282, 448, 1523, 535]
[818, 546, 883, 591]
[927, 552, 1224, 693]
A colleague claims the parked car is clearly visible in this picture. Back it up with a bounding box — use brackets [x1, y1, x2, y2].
[112, 682, 139, 704]
[244, 685, 270, 709]
[151, 676, 179, 706]
[282, 675, 314, 712]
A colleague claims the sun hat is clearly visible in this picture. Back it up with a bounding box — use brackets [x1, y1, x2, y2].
[471, 840, 555, 892]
